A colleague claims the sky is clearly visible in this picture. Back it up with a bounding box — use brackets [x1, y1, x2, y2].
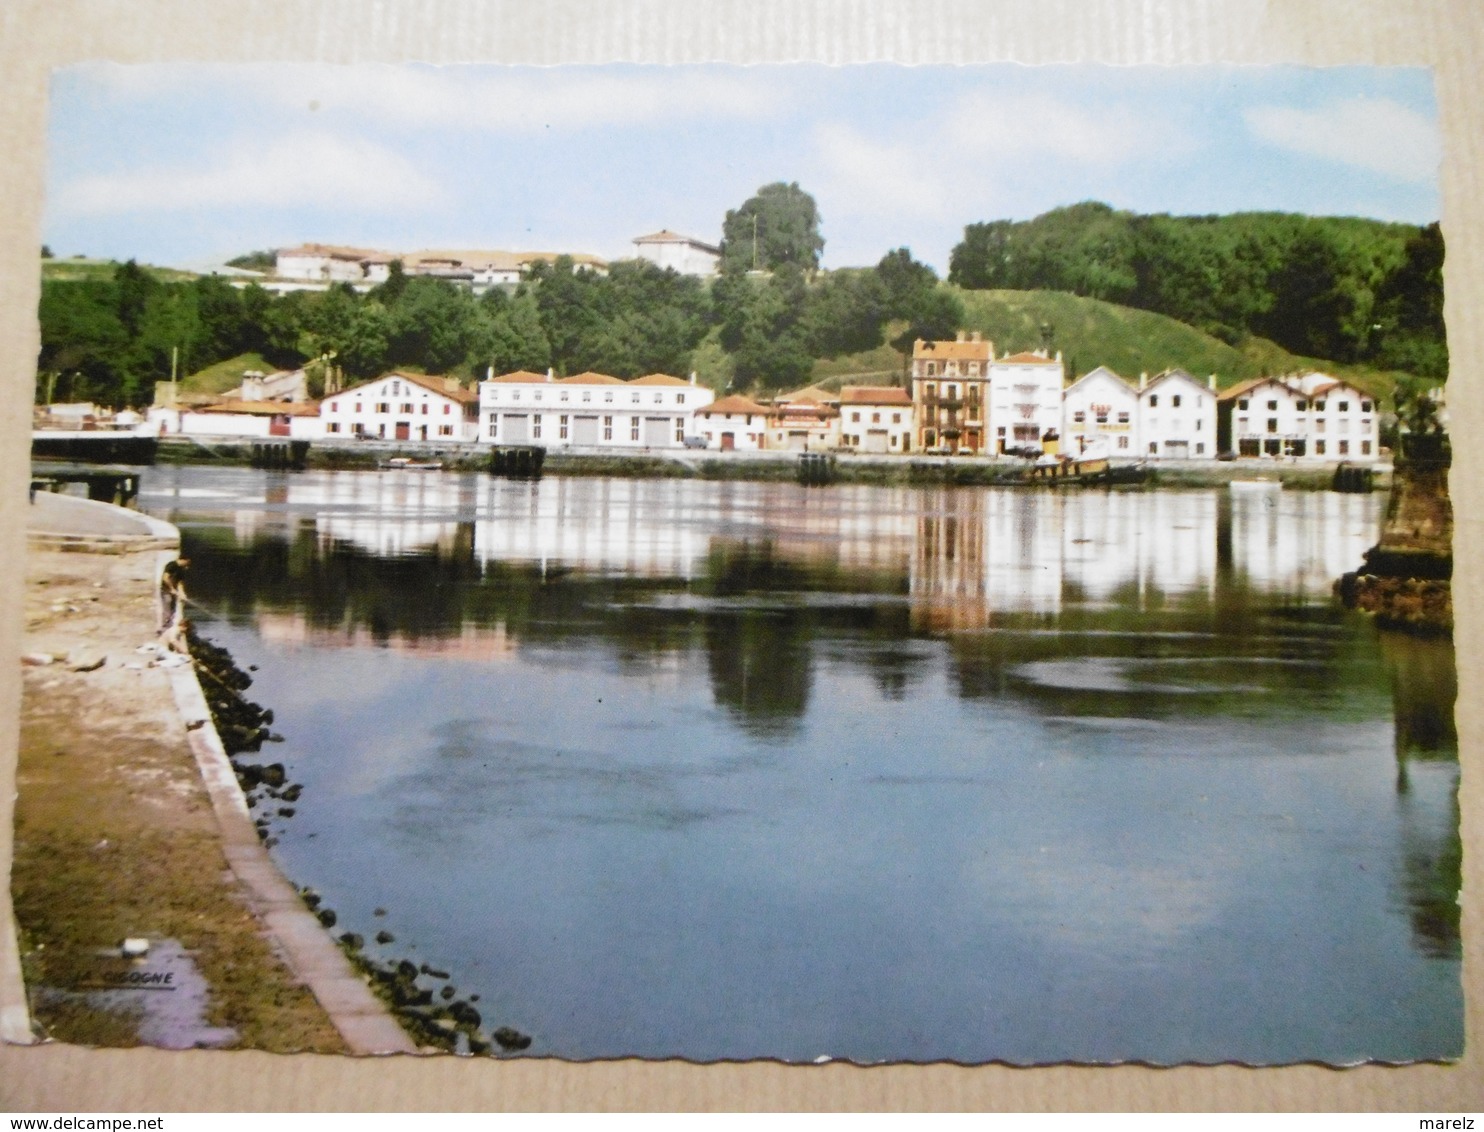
[44, 63, 1441, 274]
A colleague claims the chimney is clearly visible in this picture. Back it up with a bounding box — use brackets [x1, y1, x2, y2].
[1208, 373, 1217, 391]
[970, 331, 981, 343]
[956, 330, 966, 343]
[546, 367, 554, 383]
[486, 365, 494, 382]
[1139, 372, 1148, 391]
[689, 371, 697, 386]
[1055, 350, 1063, 363]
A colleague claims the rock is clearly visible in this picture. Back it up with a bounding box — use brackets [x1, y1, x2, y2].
[440, 985, 456, 1000]
[376, 930, 395, 944]
[448, 1001, 481, 1029]
[468, 1036, 491, 1055]
[264, 836, 278, 848]
[493, 1027, 531, 1051]
[280, 785, 302, 802]
[260, 763, 286, 788]
[317, 908, 337, 928]
[120, 937, 150, 958]
[373, 907, 387, 917]
[69, 656, 106, 673]
[339, 933, 364, 950]
[278, 807, 295, 818]
[396, 960, 419, 981]
[420, 964, 449, 980]
[469, 994, 480, 1002]
[186, 719, 206, 731]
[21, 653, 55, 666]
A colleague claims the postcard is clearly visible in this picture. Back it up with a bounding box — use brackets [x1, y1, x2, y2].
[8, 61, 1461, 1074]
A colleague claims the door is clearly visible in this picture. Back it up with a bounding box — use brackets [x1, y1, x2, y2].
[721, 432, 736, 451]
[573, 415, 600, 445]
[643, 416, 670, 447]
[395, 422, 410, 441]
[502, 414, 529, 443]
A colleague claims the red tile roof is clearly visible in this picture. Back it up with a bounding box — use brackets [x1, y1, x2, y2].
[699, 395, 769, 416]
[487, 370, 551, 384]
[628, 373, 693, 386]
[556, 372, 626, 385]
[840, 385, 912, 406]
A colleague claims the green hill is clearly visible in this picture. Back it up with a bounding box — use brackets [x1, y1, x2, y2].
[42, 256, 198, 284]
[812, 287, 1425, 403]
[180, 352, 279, 396]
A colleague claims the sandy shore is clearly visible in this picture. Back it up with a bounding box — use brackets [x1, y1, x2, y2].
[9, 494, 410, 1054]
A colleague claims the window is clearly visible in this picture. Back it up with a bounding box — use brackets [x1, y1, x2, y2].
[1267, 418, 1278, 433]
[1172, 395, 1182, 408]
[1118, 411, 1130, 424]
[871, 412, 881, 424]
[892, 413, 901, 424]
[631, 392, 641, 403]
[675, 419, 684, 442]
[1339, 401, 1350, 412]
[489, 390, 499, 402]
[947, 385, 958, 399]
[1073, 411, 1086, 424]
[677, 394, 685, 405]
[327, 421, 340, 433]
[356, 402, 362, 413]
[654, 393, 663, 404]
[421, 404, 429, 415]
[1266, 400, 1278, 411]
[1149, 395, 1159, 407]
[1362, 440, 1372, 455]
[512, 391, 521, 400]
[924, 429, 937, 447]
[1361, 400, 1373, 412]
[1149, 442, 1157, 454]
[438, 425, 453, 437]
[1314, 400, 1325, 411]
[603, 416, 613, 440]
[1315, 439, 1325, 455]
[489, 421, 499, 438]
[1297, 400, 1308, 411]
[852, 412, 861, 423]
[532, 415, 543, 439]
[1237, 398, 1248, 410]
[1238, 416, 1249, 430]
[329, 402, 339, 413]
[560, 391, 569, 402]
[925, 383, 936, 398]
[560, 415, 569, 440]
[400, 403, 414, 414]
[604, 392, 614, 402]
[631, 418, 640, 441]
[582, 391, 592, 402]
[444, 404, 451, 415]
[1316, 419, 1326, 433]
[1196, 443, 1204, 454]
[534, 391, 543, 402]
[488, 412, 497, 423]
[1095, 408, 1108, 424]
[926, 363, 937, 376]
[375, 401, 390, 414]
[1118, 436, 1128, 449]
[1338, 440, 1349, 455]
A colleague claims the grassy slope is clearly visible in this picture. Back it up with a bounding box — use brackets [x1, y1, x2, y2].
[41, 257, 198, 284]
[181, 352, 279, 395]
[809, 287, 1427, 402]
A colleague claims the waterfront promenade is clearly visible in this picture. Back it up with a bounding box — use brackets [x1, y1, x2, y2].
[6, 492, 414, 1054]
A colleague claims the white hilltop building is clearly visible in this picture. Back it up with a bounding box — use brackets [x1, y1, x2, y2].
[479, 369, 714, 449]
[1062, 366, 1139, 457]
[631, 230, 722, 277]
[269, 244, 607, 293]
[1137, 368, 1218, 459]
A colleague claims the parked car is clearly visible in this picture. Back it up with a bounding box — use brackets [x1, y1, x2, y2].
[682, 436, 709, 449]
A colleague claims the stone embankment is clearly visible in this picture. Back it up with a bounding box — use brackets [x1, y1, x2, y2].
[1337, 438, 1452, 634]
[9, 492, 413, 1054]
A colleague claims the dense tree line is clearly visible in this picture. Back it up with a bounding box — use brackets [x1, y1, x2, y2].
[948, 202, 1447, 378]
[37, 183, 954, 407]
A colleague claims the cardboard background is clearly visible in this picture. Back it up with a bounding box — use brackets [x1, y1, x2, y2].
[0, 0, 1478, 1110]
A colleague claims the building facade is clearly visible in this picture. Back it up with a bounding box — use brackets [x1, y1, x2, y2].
[632, 230, 722, 277]
[838, 386, 914, 454]
[911, 333, 992, 454]
[320, 372, 480, 442]
[1062, 366, 1139, 456]
[693, 394, 769, 450]
[479, 370, 713, 449]
[767, 385, 841, 451]
[1138, 369, 1218, 459]
[986, 351, 1065, 455]
[1217, 373, 1380, 461]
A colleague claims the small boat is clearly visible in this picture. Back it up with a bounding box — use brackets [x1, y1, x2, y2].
[380, 457, 443, 471]
[1229, 478, 1281, 491]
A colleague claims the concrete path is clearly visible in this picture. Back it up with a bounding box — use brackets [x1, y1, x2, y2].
[7, 493, 416, 1055]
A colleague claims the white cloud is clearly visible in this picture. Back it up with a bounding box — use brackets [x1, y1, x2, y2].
[943, 92, 1178, 164]
[53, 130, 446, 216]
[1244, 96, 1440, 183]
[76, 62, 787, 134]
[813, 123, 948, 221]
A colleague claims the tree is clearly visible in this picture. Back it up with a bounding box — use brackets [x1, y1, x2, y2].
[719, 182, 825, 274]
[874, 248, 965, 358]
[800, 269, 886, 358]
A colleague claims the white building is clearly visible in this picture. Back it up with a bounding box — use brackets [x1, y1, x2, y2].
[1218, 372, 1379, 462]
[987, 350, 1065, 455]
[838, 386, 914, 454]
[1062, 366, 1139, 457]
[275, 244, 388, 284]
[479, 370, 713, 449]
[693, 394, 769, 451]
[1137, 368, 1218, 459]
[178, 401, 323, 440]
[319, 372, 480, 442]
[632, 230, 722, 277]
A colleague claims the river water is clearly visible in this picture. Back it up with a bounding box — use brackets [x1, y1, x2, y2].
[139, 466, 1462, 1065]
